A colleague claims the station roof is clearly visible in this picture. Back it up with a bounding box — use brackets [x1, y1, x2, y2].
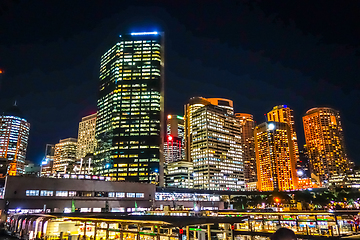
[13, 212, 247, 227]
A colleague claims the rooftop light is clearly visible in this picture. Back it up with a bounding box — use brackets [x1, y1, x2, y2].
[131, 32, 158, 36]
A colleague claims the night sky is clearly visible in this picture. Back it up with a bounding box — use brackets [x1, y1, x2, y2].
[1, 1, 359, 165]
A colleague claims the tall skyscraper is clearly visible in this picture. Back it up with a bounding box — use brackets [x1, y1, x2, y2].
[185, 97, 244, 191]
[76, 113, 97, 159]
[53, 138, 77, 173]
[235, 113, 256, 184]
[0, 104, 30, 175]
[164, 114, 184, 163]
[94, 32, 164, 185]
[255, 122, 298, 191]
[267, 105, 300, 166]
[303, 107, 351, 184]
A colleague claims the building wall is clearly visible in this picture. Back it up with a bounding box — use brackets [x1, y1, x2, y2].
[76, 113, 97, 159]
[94, 32, 164, 185]
[303, 108, 351, 185]
[4, 176, 155, 212]
[255, 122, 298, 191]
[0, 115, 30, 175]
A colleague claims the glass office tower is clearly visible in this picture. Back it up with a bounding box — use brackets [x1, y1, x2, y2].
[94, 32, 164, 185]
[185, 97, 244, 191]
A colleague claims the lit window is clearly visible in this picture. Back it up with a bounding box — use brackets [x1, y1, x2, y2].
[127, 193, 136, 198]
[40, 190, 53, 197]
[69, 191, 76, 197]
[116, 192, 125, 198]
[56, 191, 68, 197]
[136, 193, 144, 198]
[108, 192, 115, 197]
[26, 190, 39, 196]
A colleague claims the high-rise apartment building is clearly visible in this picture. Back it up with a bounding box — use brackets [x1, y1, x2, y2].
[94, 32, 164, 185]
[185, 97, 244, 191]
[235, 113, 256, 184]
[53, 138, 77, 173]
[164, 115, 184, 163]
[267, 105, 300, 165]
[76, 113, 97, 159]
[255, 122, 298, 191]
[303, 107, 351, 184]
[0, 104, 30, 175]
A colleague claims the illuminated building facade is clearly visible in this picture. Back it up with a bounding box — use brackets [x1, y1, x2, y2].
[255, 122, 298, 191]
[267, 105, 300, 166]
[76, 113, 97, 159]
[41, 144, 55, 176]
[94, 32, 164, 185]
[53, 138, 77, 173]
[186, 97, 244, 191]
[0, 105, 30, 175]
[303, 107, 352, 184]
[165, 160, 193, 188]
[235, 113, 256, 184]
[164, 115, 184, 163]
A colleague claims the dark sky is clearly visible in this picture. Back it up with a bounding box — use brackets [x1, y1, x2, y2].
[1, 1, 359, 164]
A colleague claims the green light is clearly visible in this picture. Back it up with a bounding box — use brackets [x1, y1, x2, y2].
[189, 228, 203, 231]
[176, 115, 184, 120]
[139, 232, 156, 236]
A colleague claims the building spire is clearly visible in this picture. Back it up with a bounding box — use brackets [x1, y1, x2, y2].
[14, 100, 17, 106]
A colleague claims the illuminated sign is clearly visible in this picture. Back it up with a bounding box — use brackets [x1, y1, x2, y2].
[131, 32, 158, 36]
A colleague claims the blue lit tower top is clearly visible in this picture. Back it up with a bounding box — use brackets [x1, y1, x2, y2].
[0, 103, 30, 175]
[95, 32, 164, 185]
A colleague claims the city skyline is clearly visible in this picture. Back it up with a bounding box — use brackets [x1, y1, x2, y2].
[0, 2, 359, 166]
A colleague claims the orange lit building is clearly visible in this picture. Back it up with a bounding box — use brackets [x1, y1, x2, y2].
[235, 113, 256, 183]
[297, 177, 318, 190]
[267, 105, 299, 166]
[303, 107, 352, 185]
[255, 122, 298, 191]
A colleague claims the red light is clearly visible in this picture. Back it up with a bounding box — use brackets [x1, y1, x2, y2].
[179, 229, 184, 234]
[168, 135, 173, 141]
[274, 197, 281, 203]
[231, 225, 235, 230]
